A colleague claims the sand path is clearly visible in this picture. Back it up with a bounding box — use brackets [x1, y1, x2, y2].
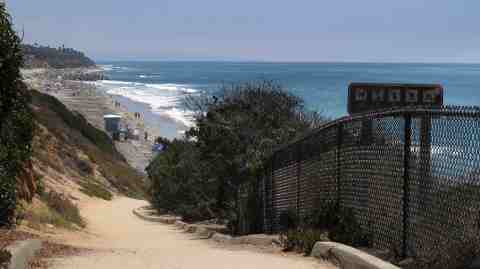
[50, 197, 333, 269]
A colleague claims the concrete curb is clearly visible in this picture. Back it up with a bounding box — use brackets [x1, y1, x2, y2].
[5, 239, 42, 269]
[132, 207, 181, 224]
[211, 233, 233, 243]
[133, 207, 278, 247]
[311, 242, 400, 269]
[133, 207, 399, 268]
[174, 220, 187, 229]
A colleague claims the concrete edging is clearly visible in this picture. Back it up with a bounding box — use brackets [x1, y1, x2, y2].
[133, 207, 278, 247]
[133, 207, 399, 268]
[311, 241, 400, 269]
[132, 207, 180, 224]
[5, 239, 42, 269]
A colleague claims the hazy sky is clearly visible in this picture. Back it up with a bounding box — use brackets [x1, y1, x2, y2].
[7, 0, 480, 62]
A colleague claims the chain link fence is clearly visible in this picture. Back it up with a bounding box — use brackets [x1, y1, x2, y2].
[261, 106, 480, 267]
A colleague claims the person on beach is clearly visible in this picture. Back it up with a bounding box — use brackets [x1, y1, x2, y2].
[144, 131, 148, 141]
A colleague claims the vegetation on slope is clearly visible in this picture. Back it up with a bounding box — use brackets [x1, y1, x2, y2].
[0, 4, 34, 227]
[22, 44, 96, 69]
[147, 81, 324, 233]
[31, 90, 145, 199]
[17, 191, 86, 229]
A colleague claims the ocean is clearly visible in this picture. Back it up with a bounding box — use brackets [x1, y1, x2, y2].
[95, 61, 480, 138]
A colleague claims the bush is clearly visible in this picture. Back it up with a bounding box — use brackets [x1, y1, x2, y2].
[305, 202, 372, 247]
[280, 202, 372, 256]
[147, 139, 216, 222]
[41, 191, 85, 228]
[282, 228, 329, 255]
[76, 159, 94, 176]
[14, 200, 27, 226]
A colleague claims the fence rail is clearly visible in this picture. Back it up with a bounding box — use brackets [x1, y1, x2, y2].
[261, 105, 480, 267]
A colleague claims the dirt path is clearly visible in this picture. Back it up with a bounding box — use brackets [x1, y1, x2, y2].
[49, 197, 333, 269]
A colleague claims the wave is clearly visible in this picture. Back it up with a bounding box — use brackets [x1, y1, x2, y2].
[99, 65, 131, 72]
[96, 80, 197, 128]
[100, 65, 114, 71]
[98, 80, 198, 94]
[138, 74, 162, 79]
[151, 107, 196, 128]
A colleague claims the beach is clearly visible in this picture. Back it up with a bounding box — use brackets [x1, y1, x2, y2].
[22, 68, 183, 173]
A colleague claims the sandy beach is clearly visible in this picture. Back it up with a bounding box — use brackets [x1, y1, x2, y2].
[22, 67, 180, 173]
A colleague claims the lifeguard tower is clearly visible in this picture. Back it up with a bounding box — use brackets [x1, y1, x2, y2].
[103, 114, 122, 140]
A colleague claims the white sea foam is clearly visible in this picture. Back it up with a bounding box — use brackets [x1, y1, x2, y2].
[99, 80, 197, 94]
[96, 80, 197, 128]
[100, 80, 136, 86]
[100, 65, 131, 72]
[100, 65, 114, 71]
[138, 74, 162, 79]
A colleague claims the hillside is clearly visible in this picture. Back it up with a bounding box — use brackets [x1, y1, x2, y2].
[31, 89, 145, 197]
[16, 89, 145, 230]
[22, 44, 96, 69]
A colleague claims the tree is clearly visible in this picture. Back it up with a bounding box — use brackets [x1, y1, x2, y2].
[188, 81, 324, 233]
[0, 5, 34, 227]
[147, 81, 324, 233]
[146, 139, 216, 221]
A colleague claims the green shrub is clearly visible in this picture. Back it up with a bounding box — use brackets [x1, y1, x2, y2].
[41, 191, 85, 228]
[76, 159, 94, 176]
[147, 139, 217, 222]
[34, 173, 45, 197]
[79, 180, 112, 201]
[23, 201, 71, 229]
[282, 229, 329, 255]
[280, 202, 371, 255]
[14, 201, 27, 226]
[304, 202, 371, 247]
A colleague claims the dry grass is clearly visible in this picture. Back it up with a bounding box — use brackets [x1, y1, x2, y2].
[18, 192, 85, 230]
[41, 192, 85, 228]
[78, 180, 112, 201]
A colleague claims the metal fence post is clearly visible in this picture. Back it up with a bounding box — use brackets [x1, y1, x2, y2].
[336, 123, 343, 205]
[270, 153, 275, 233]
[403, 113, 412, 258]
[296, 144, 302, 220]
[419, 113, 432, 212]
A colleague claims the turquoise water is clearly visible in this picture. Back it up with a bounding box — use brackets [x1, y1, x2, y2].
[97, 61, 480, 127]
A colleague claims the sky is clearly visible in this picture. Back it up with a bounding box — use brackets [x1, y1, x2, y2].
[6, 0, 480, 62]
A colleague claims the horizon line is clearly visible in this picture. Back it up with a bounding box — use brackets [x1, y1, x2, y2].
[94, 59, 480, 65]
